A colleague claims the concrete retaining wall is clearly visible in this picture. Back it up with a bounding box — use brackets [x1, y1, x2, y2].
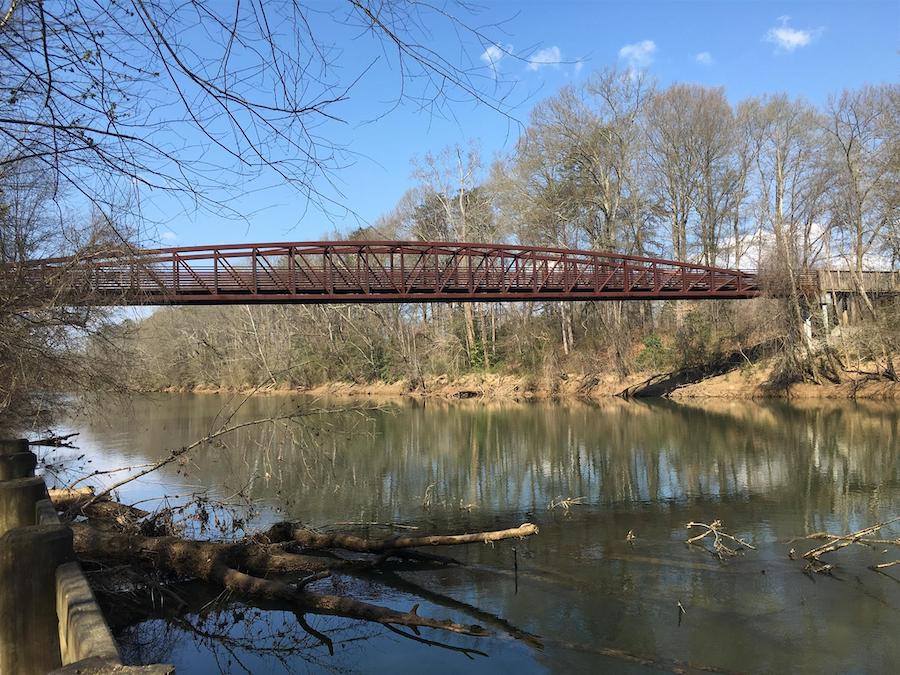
[0, 438, 173, 674]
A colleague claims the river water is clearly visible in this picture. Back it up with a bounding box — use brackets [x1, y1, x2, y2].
[52, 394, 899, 674]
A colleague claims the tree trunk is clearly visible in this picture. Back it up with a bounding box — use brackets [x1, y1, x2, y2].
[479, 304, 490, 369]
[463, 304, 477, 366]
[68, 518, 537, 636]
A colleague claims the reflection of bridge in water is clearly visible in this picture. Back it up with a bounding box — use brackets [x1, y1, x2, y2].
[13, 241, 897, 306]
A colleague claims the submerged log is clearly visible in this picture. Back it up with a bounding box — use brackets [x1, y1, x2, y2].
[68, 514, 538, 639]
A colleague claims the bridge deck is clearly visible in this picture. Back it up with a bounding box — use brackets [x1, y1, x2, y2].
[818, 269, 900, 294]
[9, 241, 762, 305]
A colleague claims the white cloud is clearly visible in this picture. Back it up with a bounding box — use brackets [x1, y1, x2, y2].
[764, 16, 822, 53]
[618, 40, 656, 71]
[480, 44, 506, 77]
[695, 51, 713, 66]
[526, 46, 562, 71]
[161, 230, 177, 242]
[574, 59, 584, 74]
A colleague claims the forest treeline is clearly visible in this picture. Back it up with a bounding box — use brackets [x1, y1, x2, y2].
[114, 69, 899, 393]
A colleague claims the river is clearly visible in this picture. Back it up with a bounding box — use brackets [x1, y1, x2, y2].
[50, 394, 899, 674]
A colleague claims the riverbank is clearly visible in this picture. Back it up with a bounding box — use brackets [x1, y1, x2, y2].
[155, 357, 900, 401]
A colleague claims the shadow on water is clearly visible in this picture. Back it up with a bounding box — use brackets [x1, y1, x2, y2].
[56, 395, 899, 674]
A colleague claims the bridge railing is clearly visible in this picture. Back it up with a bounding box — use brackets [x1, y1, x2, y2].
[817, 269, 900, 293]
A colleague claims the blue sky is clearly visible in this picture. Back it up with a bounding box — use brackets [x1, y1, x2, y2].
[146, 0, 898, 248]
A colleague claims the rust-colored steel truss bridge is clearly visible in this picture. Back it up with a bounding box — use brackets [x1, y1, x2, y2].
[13, 241, 761, 305]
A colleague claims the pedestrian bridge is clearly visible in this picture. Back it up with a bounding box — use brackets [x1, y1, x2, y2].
[9, 241, 763, 305]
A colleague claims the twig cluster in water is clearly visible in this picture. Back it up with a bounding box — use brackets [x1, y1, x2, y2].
[799, 516, 900, 576]
[30, 431, 80, 448]
[685, 520, 756, 561]
[548, 496, 586, 512]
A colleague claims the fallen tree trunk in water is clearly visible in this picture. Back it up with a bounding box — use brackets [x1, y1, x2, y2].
[63, 498, 538, 639]
[49, 487, 150, 522]
[261, 521, 539, 552]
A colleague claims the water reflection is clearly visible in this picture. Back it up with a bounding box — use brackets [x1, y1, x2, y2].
[59, 395, 899, 674]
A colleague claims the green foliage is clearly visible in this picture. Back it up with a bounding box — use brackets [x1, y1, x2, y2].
[673, 311, 717, 368]
[468, 341, 487, 371]
[635, 334, 670, 372]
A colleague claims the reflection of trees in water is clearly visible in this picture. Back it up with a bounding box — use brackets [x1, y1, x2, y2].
[115, 607, 364, 674]
[75, 396, 899, 528]
[106, 574, 512, 674]
[104, 574, 395, 673]
[266, 401, 894, 525]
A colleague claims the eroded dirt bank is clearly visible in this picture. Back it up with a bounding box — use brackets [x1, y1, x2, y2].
[157, 360, 900, 401]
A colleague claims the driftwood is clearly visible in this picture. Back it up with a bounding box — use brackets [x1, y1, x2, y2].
[872, 560, 899, 570]
[800, 516, 900, 575]
[547, 496, 586, 511]
[261, 521, 538, 552]
[802, 517, 900, 558]
[30, 432, 80, 447]
[48, 487, 150, 522]
[51, 484, 539, 641]
[685, 520, 756, 560]
[801, 532, 900, 546]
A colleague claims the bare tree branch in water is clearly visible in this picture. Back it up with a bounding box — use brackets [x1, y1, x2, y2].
[99, 563, 744, 674]
[872, 560, 899, 570]
[799, 516, 900, 575]
[261, 521, 538, 552]
[685, 520, 756, 560]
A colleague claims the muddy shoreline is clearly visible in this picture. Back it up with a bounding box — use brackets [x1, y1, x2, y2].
[154, 360, 900, 402]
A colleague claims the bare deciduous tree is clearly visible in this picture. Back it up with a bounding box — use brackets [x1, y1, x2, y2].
[0, 0, 520, 216]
